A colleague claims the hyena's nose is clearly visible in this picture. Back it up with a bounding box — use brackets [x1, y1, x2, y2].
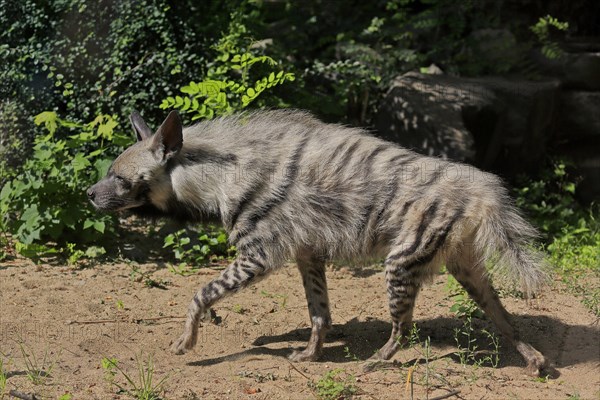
[87, 188, 96, 201]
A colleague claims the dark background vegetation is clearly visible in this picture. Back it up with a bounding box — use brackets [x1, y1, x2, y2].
[3, 0, 598, 137]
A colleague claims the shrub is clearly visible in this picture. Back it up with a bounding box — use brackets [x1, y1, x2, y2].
[0, 111, 130, 256]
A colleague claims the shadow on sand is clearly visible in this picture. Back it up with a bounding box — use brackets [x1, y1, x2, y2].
[187, 314, 599, 379]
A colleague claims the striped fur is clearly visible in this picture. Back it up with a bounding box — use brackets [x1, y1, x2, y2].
[88, 109, 549, 376]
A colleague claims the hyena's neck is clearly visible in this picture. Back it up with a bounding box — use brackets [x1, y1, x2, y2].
[155, 147, 237, 226]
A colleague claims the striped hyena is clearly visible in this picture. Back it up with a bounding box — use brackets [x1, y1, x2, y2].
[88, 109, 548, 376]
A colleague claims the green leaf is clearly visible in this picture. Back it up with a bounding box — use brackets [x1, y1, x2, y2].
[71, 153, 91, 172]
[182, 97, 192, 110]
[34, 111, 59, 134]
[163, 234, 175, 247]
[97, 118, 118, 139]
[93, 221, 105, 233]
[0, 182, 12, 201]
[94, 158, 112, 178]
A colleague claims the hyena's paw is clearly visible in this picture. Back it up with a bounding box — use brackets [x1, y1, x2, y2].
[288, 349, 320, 362]
[525, 354, 548, 377]
[170, 331, 196, 355]
[517, 342, 547, 377]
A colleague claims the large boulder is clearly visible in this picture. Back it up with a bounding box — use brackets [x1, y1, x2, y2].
[531, 46, 600, 91]
[557, 91, 600, 202]
[375, 72, 560, 177]
[558, 91, 600, 139]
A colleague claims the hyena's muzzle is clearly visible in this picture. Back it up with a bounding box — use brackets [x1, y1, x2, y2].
[87, 171, 146, 212]
[87, 176, 127, 212]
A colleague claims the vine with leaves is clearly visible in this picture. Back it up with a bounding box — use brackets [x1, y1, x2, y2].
[160, 14, 294, 120]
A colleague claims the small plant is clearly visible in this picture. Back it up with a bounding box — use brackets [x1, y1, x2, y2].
[530, 15, 569, 60]
[260, 289, 288, 310]
[18, 343, 57, 385]
[311, 368, 357, 400]
[101, 355, 168, 400]
[163, 228, 235, 268]
[454, 315, 500, 369]
[0, 356, 8, 399]
[65, 242, 85, 265]
[0, 234, 10, 262]
[399, 324, 437, 395]
[116, 299, 125, 311]
[232, 304, 247, 314]
[343, 346, 360, 362]
[129, 266, 170, 289]
[446, 276, 483, 319]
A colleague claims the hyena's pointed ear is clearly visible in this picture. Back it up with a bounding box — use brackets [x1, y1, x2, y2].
[130, 110, 154, 141]
[151, 110, 183, 162]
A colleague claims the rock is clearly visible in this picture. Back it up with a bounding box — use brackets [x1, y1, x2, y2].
[375, 72, 490, 162]
[423, 64, 443, 75]
[375, 72, 560, 177]
[532, 49, 600, 91]
[562, 146, 600, 203]
[558, 91, 600, 139]
[557, 91, 600, 203]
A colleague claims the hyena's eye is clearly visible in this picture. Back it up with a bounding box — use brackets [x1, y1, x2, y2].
[115, 175, 132, 190]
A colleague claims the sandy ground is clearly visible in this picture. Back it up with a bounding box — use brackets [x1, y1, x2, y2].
[0, 256, 599, 400]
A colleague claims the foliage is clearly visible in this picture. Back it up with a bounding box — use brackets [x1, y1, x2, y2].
[0, 111, 129, 258]
[0, 0, 241, 135]
[163, 228, 236, 269]
[454, 315, 500, 369]
[547, 212, 600, 316]
[160, 11, 294, 121]
[18, 342, 58, 385]
[530, 15, 569, 60]
[0, 356, 7, 399]
[515, 160, 600, 316]
[311, 368, 357, 400]
[101, 355, 168, 400]
[445, 276, 483, 319]
[515, 161, 584, 239]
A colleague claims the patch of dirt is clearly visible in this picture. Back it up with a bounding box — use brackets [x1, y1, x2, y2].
[0, 259, 598, 399]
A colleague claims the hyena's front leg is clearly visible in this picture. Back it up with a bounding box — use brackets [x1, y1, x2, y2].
[171, 255, 268, 355]
[289, 255, 332, 362]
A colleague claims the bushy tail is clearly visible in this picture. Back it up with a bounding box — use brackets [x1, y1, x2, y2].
[474, 202, 549, 298]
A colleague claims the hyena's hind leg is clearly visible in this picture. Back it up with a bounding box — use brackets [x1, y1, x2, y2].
[289, 253, 332, 362]
[368, 253, 429, 362]
[447, 248, 547, 376]
[171, 254, 269, 355]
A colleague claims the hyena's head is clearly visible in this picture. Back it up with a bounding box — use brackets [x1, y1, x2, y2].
[87, 110, 182, 212]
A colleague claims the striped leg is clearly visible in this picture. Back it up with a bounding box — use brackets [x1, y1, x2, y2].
[171, 255, 268, 354]
[289, 256, 332, 362]
[370, 255, 424, 361]
[448, 250, 547, 376]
